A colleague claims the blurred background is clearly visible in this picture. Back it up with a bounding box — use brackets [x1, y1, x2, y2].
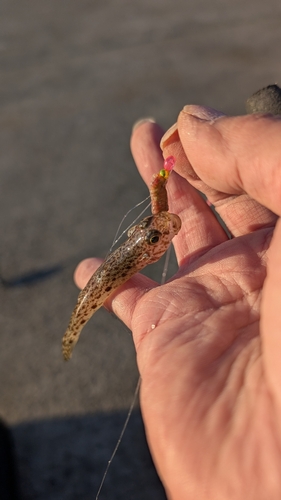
[1, 0, 281, 498]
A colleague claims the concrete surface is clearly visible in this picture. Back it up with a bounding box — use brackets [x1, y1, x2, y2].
[1, 0, 281, 498]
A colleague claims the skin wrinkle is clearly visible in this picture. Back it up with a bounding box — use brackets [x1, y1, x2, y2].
[196, 342, 269, 498]
[204, 351, 251, 447]
[170, 358, 246, 497]
[159, 271, 249, 327]
[176, 273, 262, 372]
[219, 411, 253, 496]
[223, 375, 281, 498]
[221, 196, 275, 233]
[133, 282, 213, 346]
[188, 300, 256, 442]
[222, 266, 264, 301]
[213, 317, 260, 368]
[180, 231, 265, 278]
[137, 316, 204, 379]
[197, 305, 258, 359]
[195, 270, 258, 309]
[180, 337, 262, 497]
[218, 336, 261, 417]
[141, 284, 237, 359]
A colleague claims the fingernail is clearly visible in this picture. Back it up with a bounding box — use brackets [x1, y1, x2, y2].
[132, 117, 156, 132]
[160, 122, 178, 150]
[160, 106, 226, 150]
[182, 105, 226, 121]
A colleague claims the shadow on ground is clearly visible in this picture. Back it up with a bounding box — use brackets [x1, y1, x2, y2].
[13, 410, 166, 500]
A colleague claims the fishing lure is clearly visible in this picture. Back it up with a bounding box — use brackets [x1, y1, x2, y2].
[62, 156, 180, 360]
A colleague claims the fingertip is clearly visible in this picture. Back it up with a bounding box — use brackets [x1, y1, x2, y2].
[74, 258, 103, 289]
[131, 117, 156, 133]
[161, 106, 226, 182]
[160, 103, 225, 153]
[177, 105, 226, 142]
[130, 119, 165, 185]
[177, 111, 248, 197]
[181, 105, 226, 121]
[130, 118, 163, 145]
[177, 108, 212, 140]
[160, 122, 179, 150]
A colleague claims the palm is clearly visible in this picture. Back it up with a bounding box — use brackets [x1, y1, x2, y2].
[133, 228, 271, 500]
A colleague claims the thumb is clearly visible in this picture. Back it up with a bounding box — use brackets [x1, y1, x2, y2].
[177, 110, 281, 216]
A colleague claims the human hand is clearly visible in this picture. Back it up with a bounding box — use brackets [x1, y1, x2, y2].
[75, 109, 281, 500]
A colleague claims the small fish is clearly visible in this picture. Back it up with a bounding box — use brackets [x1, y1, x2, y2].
[62, 211, 181, 360]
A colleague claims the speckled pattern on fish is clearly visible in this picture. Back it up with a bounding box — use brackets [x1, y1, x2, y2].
[62, 211, 181, 360]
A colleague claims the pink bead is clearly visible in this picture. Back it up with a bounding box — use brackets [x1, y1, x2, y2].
[163, 155, 175, 172]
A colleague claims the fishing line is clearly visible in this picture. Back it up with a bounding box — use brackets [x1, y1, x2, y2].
[95, 377, 141, 500]
[109, 195, 151, 252]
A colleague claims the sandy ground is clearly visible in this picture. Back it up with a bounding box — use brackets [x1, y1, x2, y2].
[1, 0, 281, 498]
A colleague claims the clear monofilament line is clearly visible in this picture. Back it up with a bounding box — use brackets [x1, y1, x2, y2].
[95, 377, 141, 500]
[109, 196, 151, 253]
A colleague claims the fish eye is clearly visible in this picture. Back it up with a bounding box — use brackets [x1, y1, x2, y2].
[146, 230, 161, 245]
[150, 235, 159, 244]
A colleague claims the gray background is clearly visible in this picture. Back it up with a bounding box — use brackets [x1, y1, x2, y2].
[1, 0, 281, 498]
